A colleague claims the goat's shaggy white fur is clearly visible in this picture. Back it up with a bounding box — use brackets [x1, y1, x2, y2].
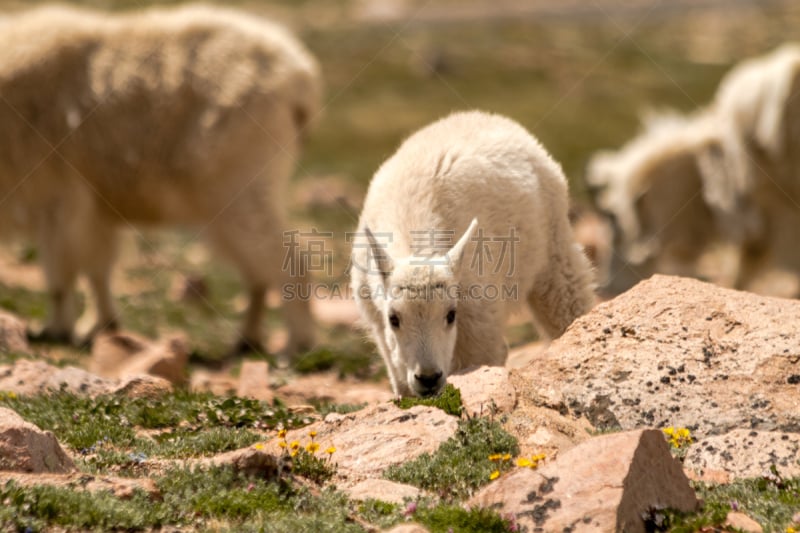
[586, 111, 728, 292]
[588, 44, 800, 296]
[0, 5, 321, 352]
[351, 111, 595, 397]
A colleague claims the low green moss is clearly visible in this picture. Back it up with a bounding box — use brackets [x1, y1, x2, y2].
[384, 416, 519, 500]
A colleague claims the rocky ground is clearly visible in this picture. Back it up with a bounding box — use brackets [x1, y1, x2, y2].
[2, 274, 799, 532]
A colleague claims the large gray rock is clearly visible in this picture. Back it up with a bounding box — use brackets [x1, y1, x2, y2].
[516, 275, 800, 438]
[468, 429, 698, 533]
[0, 407, 74, 473]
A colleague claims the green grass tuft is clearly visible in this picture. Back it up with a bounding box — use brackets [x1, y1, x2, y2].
[656, 469, 800, 532]
[394, 384, 464, 417]
[384, 416, 519, 500]
[415, 504, 515, 533]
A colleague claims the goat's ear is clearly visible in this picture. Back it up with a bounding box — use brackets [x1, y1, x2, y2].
[446, 218, 478, 273]
[364, 226, 394, 284]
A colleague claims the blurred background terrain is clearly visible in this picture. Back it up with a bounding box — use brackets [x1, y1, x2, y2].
[0, 0, 798, 375]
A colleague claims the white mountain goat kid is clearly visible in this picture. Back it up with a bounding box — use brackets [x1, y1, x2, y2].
[0, 5, 321, 353]
[351, 111, 596, 397]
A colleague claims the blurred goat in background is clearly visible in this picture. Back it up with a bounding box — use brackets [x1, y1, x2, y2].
[0, 5, 321, 354]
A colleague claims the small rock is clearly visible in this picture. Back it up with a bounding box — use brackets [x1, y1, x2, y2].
[89, 331, 150, 377]
[0, 310, 30, 354]
[344, 478, 424, 505]
[111, 374, 173, 399]
[236, 361, 272, 402]
[468, 429, 698, 533]
[190, 368, 237, 396]
[448, 366, 516, 417]
[724, 512, 763, 533]
[0, 407, 74, 473]
[91, 331, 189, 385]
[203, 447, 281, 479]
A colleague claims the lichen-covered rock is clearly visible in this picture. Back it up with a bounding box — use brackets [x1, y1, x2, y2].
[684, 429, 800, 480]
[516, 275, 800, 438]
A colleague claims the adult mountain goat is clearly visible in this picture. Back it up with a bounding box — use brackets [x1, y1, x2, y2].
[587, 44, 800, 296]
[0, 5, 321, 353]
[351, 111, 596, 397]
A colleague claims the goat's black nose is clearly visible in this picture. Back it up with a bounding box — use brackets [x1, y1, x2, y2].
[414, 371, 443, 392]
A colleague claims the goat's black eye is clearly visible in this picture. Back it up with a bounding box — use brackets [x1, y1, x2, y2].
[389, 313, 400, 329]
[446, 309, 456, 325]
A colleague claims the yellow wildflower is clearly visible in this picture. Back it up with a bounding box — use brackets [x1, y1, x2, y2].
[488, 454, 502, 462]
[326, 446, 336, 455]
[489, 470, 500, 480]
[502, 453, 511, 462]
[516, 457, 532, 468]
[278, 441, 287, 449]
[290, 440, 300, 450]
[254, 443, 264, 451]
[306, 442, 320, 453]
[277, 428, 287, 439]
[290, 450, 298, 458]
[309, 430, 318, 439]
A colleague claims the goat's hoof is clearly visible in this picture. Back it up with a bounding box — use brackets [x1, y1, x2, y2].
[229, 338, 266, 357]
[27, 328, 74, 345]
